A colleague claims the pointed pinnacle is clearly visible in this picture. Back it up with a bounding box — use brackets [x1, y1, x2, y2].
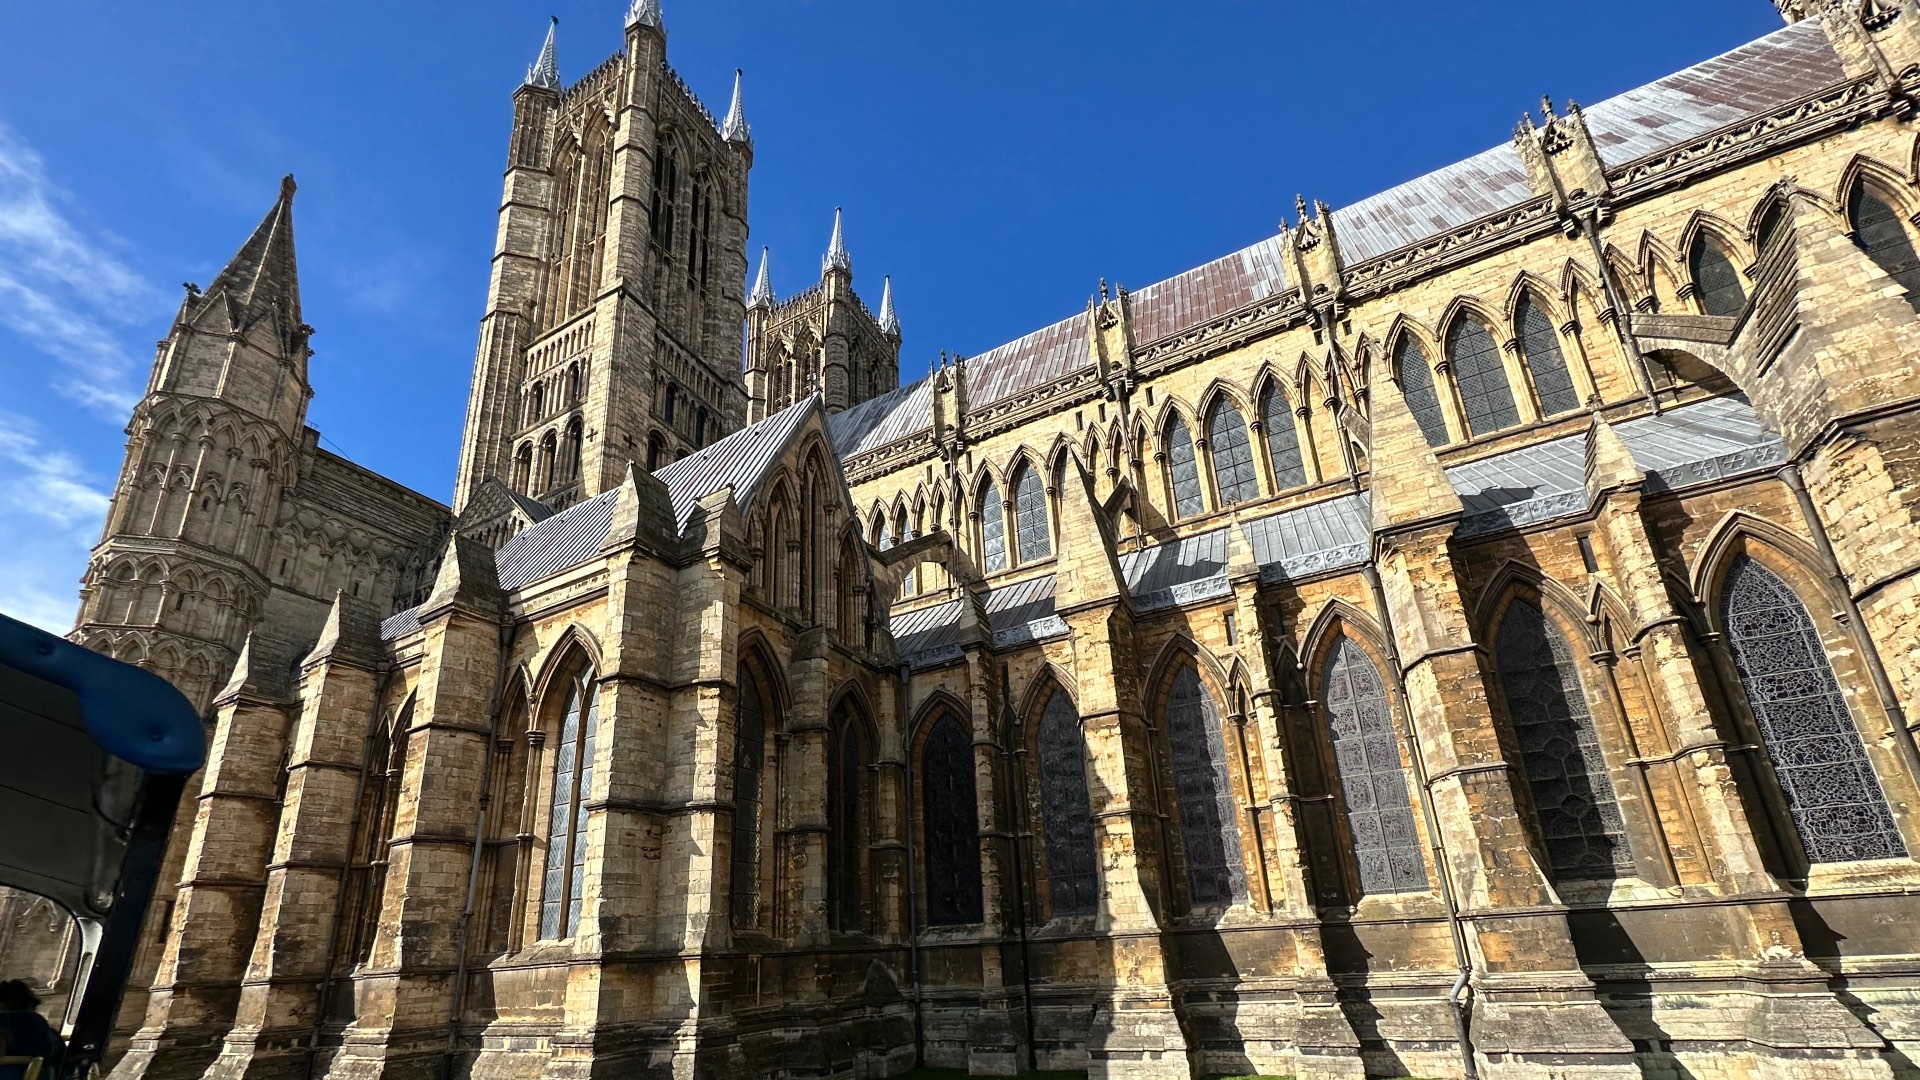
[721, 68, 750, 143]
[877, 275, 900, 336]
[526, 17, 560, 90]
[626, 0, 663, 31]
[823, 206, 850, 274]
[748, 246, 774, 308]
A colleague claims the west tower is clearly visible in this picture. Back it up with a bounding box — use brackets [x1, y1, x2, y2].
[452, 3, 753, 517]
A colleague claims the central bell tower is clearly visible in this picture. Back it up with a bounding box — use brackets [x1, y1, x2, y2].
[452, 2, 753, 516]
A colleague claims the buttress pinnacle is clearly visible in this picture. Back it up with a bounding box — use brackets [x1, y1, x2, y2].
[877, 276, 899, 337]
[722, 69, 750, 144]
[824, 207, 851, 274]
[749, 247, 774, 308]
[525, 17, 559, 91]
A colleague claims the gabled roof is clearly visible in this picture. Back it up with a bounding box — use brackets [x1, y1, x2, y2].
[655, 396, 819, 530]
[827, 20, 1845, 460]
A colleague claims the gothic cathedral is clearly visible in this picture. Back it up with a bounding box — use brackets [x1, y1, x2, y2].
[12, 1, 1920, 1078]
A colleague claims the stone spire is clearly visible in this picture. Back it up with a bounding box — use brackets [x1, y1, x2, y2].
[198, 175, 303, 332]
[626, 0, 663, 31]
[525, 17, 560, 91]
[721, 68, 750, 144]
[748, 247, 774, 308]
[877, 275, 900, 337]
[823, 206, 850, 274]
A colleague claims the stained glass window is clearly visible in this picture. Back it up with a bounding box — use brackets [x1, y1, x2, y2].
[1013, 464, 1052, 564]
[1690, 235, 1746, 316]
[829, 707, 865, 931]
[979, 480, 1007, 574]
[1038, 691, 1098, 917]
[1322, 637, 1427, 895]
[1394, 337, 1450, 448]
[1516, 296, 1581, 417]
[1262, 385, 1307, 490]
[1494, 600, 1629, 879]
[897, 507, 916, 597]
[1165, 667, 1245, 908]
[730, 665, 766, 928]
[541, 672, 600, 939]
[1720, 557, 1904, 864]
[1848, 186, 1920, 303]
[1206, 400, 1260, 506]
[1446, 317, 1520, 436]
[922, 715, 984, 925]
[1166, 419, 1205, 520]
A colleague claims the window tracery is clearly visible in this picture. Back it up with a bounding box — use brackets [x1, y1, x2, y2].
[1322, 637, 1426, 895]
[1690, 234, 1746, 316]
[1037, 690, 1098, 917]
[1262, 384, 1307, 490]
[1847, 185, 1920, 305]
[1515, 295, 1581, 416]
[1721, 556, 1904, 864]
[828, 705, 865, 931]
[1013, 463, 1051, 564]
[1207, 400, 1260, 507]
[1394, 336, 1450, 448]
[1166, 419, 1204, 520]
[730, 664, 767, 929]
[922, 714, 983, 925]
[540, 669, 600, 939]
[1164, 666, 1245, 909]
[979, 479, 1007, 574]
[1446, 316, 1520, 435]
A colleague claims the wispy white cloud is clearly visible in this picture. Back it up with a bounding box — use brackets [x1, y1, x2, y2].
[0, 410, 111, 632]
[0, 120, 163, 416]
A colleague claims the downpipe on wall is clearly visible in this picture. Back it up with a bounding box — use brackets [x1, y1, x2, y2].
[1361, 563, 1480, 1080]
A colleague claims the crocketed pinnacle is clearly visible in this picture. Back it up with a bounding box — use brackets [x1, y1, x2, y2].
[721, 69, 750, 143]
[526, 17, 560, 90]
[749, 247, 774, 308]
[823, 207, 850, 274]
[877, 275, 899, 336]
[626, 0, 662, 30]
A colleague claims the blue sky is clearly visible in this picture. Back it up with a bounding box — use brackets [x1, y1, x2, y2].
[0, 0, 1782, 630]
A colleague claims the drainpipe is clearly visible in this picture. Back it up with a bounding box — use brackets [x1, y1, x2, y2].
[999, 665, 1040, 1074]
[442, 617, 515, 1080]
[1576, 211, 1662, 415]
[1777, 464, 1920, 779]
[305, 670, 387, 1080]
[1360, 562, 1479, 1080]
[899, 660, 924, 1068]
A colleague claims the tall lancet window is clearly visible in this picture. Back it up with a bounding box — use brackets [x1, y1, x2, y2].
[1165, 419, 1204, 520]
[730, 664, 768, 929]
[1037, 690, 1098, 917]
[1262, 384, 1308, 490]
[1394, 336, 1450, 448]
[1446, 316, 1520, 436]
[1515, 295, 1581, 417]
[978, 479, 1008, 574]
[1207, 399, 1260, 507]
[897, 506, 916, 598]
[1720, 556, 1904, 864]
[541, 668, 601, 939]
[1494, 599, 1629, 880]
[922, 714, 983, 925]
[1013, 463, 1051, 564]
[1689, 234, 1746, 316]
[1164, 667, 1245, 909]
[1848, 184, 1920, 304]
[828, 705, 866, 931]
[1322, 637, 1427, 895]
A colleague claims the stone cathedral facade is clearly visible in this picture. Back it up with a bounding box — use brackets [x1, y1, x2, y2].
[16, 0, 1920, 1077]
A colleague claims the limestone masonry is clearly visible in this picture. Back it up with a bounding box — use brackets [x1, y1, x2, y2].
[11, 1, 1920, 1076]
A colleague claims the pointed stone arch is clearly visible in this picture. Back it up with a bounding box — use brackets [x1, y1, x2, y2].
[529, 624, 605, 708]
[1438, 293, 1511, 345]
[1380, 313, 1439, 373]
[1688, 510, 1837, 636]
[1473, 559, 1602, 655]
[906, 687, 973, 745]
[1504, 270, 1567, 327]
[1676, 209, 1754, 274]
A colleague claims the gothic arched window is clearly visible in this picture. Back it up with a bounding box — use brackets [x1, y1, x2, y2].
[513, 443, 533, 493]
[922, 714, 983, 925]
[1322, 637, 1426, 895]
[1037, 689, 1097, 917]
[1720, 556, 1904, 864]
[1207, 399, 1260, 507]
[564, 419, 584, 482]
[1494, 599, 1629, 880]
[1515, 294, 1581, 417]
[1848, 184, 1920, 304]
[537, 431, 558, 492]
[1445, 316, 1520, 436]
[896, 506, 916, 598]
[541, 668, 600, 939]
[347, 701, 411, 964]
[730, 664, 768, 929]
[1394, 336, 1450, 448]
[1261, 384, 1307, 490]
[1013, 462, 1051, 564]
[1165, 418, 1205, 520]
[978, 479, 1008, 574]
[646, 431, 665, 472]
[1690, 234, 1746, 317]
[1164, 666, 1245, 909]
[828, 705, 866, 931]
